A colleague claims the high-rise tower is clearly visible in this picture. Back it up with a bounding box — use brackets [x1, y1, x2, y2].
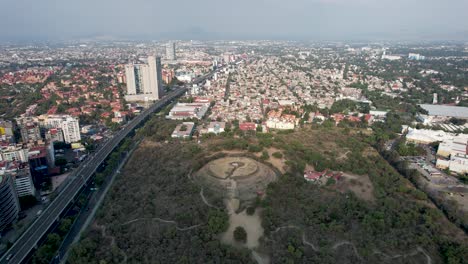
[125, 56, 164, 101]
[147, 56, 164, 99]
[166, 42, 176, 61]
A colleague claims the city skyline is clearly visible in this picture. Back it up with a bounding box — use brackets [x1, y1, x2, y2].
[1, 0, 468, 42]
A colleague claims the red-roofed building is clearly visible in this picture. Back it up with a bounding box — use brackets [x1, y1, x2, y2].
[347, 116, 361, 122]
[331, 114, 345, 124]
[47, 106, 58, 115]
[239, 122, 257, 131]
[304, 171, 324, 181]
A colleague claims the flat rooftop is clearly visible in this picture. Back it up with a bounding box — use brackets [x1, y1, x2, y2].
[419, 104, 468, 118]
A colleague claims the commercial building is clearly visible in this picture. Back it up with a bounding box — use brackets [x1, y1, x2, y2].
[207, 122, 225, 134]
[408, 53, 425, 60]
[381, 50, 401, 60]
[28, 145, 53, 186]
[166, 42, 176, 61]
[40, 115, 81, 143]
[404, 127, 468, 174]
[162, 69, 175, 84]
[405, 127, 450, 144]
[0, 120, 14, 137]
[45, 128, 64, 143]
[419, 104, 468, 119]
[437, 135, 468, 158]
[125, 56, 164, 101]
[1, 162, 36, 197]
[0, 145, 29, 163]
[166, 103, 209, 120]
[17, 118, 41, 143]
[266, 110, 297, 130]
[12, 167, 36, 197]
[0, 174, 20, 232]
[436, 154, 468, 174]
[124, 64, 137, 95]
[171, 122, 195, 139]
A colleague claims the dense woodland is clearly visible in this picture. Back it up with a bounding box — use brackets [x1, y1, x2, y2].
[68, 116, 468, 263]
[261, 127, 467, 263]
[68, 118, 254, 264]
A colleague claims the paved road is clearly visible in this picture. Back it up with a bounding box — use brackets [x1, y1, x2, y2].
[54, 140, 140, 264]
[0, 88, 186, 264]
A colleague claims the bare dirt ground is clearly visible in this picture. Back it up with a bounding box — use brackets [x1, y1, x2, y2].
[263, 147, 287, 173]
[194, 156, 279, 263]
[335, 173, 375, 202]
[194, 156, 278, 202]
[221, 207, 264, 249]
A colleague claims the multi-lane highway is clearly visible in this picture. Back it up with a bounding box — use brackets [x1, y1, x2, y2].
[0, 87, 186, 264]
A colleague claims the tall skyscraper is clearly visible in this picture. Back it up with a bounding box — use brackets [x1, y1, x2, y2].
[166, 42, 176, 61]
[0, 174, 20, 232]
[147, 56, 164, 99]
[125, 56, 164, 101]
[136, 64, 151, 94]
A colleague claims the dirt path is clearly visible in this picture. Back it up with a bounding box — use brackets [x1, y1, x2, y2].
[301, 233, 319, 252]
[121, 218, 202, 231]
[95, 223, 128, 263]
[373, 246, 432, 264]
[270, 225, 432, 264]
[332, 241, 363, 261]
[199, 187, 221, 209]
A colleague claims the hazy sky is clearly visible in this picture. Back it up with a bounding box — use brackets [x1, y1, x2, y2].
[1, 0, 467, 41]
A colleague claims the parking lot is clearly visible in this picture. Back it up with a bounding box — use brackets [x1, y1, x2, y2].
[401, 154, 468, 212]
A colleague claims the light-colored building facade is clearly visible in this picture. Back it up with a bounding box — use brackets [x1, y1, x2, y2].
[171, 122, 195, 139]
[125, 64, 137, 95]
[40, 115, 81, 143]
[208, 122, 225, 134]
[17, 118, 41, 143]
[166, 103, 209, 120]
[166, 42, 176, 61]
[125, 56, 163, 101]
[0, 145, 29, 163]
[11, 167, 36, 197]
[436, 154, 468, 174]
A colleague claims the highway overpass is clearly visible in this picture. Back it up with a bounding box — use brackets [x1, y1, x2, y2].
[0, 87, 186, 264]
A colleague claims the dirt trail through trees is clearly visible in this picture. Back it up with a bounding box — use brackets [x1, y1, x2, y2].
[120, 218, 203, 231]
[95, 223, 128, 263]
[271, 225, 433, 264]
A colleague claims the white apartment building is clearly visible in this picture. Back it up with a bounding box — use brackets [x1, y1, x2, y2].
[12, 168, 36, 197]
[40, 115, 81, 143]
[166, 42, 176, 61]
[0, 145, 29, 162]
[125, 56, 164, 102]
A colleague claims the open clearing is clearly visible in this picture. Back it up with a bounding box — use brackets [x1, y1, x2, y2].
[194, 156, 278, 202]
[336, 173, 375, 202]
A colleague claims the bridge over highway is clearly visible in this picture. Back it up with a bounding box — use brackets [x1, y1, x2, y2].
[0, 87, 187, 264]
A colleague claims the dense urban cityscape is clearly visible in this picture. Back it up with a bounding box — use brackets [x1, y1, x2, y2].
[1, 0, 468, 263]
[0, 39, 466, 263]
